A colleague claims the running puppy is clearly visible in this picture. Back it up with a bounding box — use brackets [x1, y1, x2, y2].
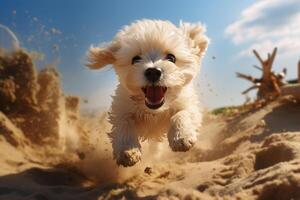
[87, 19, 209, 167]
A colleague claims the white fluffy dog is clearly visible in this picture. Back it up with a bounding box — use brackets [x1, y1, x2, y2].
[87, 19, 209, 167]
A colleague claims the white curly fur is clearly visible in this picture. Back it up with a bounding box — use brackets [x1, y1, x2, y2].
[87, 19, 209, 167]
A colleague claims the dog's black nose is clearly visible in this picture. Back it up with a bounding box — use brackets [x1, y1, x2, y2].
[144, 68, 161, 83]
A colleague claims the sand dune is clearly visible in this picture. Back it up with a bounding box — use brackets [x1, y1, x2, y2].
[1, 49, 300, 200]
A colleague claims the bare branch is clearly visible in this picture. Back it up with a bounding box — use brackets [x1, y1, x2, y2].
[262, 49, 277, 82]
[269, 47, 277, 67]
[271, 76, 281, 95]
[253, 49, 264, 65]
[253, 65, 262, 71]
[236, 72, 256, 82]
[242, 85, 259, 95]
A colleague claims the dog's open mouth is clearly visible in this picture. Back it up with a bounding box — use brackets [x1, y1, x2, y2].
[142, 86, 167, 109]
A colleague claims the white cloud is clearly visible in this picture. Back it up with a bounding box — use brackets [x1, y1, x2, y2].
[225, 0, 300, 57]
[239, 37, 300, 58]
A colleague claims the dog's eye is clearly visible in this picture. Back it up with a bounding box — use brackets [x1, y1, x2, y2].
[165, 54, 176, 63]
[132, 55, 142, 65]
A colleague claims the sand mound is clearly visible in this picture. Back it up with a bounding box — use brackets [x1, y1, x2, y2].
[91, 99, 300, 200]
[1, 48, 300, 200]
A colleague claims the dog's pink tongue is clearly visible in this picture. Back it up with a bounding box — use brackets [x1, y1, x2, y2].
[146, 86, 164, 104]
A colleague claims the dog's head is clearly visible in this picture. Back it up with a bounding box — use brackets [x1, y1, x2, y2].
[87, 19, 209, 111]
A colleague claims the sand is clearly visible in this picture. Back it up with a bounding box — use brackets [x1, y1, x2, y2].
[1, 49, 300, 200]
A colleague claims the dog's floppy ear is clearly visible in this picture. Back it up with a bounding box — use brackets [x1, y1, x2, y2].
[180, 22, 209, 57]
[86, 41, 120, 69]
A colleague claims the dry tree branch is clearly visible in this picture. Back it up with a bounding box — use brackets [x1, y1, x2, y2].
[253, 65, 262, 71]
[242, 85, 259, 95]
[269, 47, 277, 67]
[253, 49, 264, 65]
[238, 47, 285, 103]
[271, 76, 281, 95]
[236, 72, 257, 83]
[261, 47, 277, 82]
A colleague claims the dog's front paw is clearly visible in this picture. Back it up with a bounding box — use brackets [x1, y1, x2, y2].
[168, 134, 197, 152]
[116, 148, 141, 167]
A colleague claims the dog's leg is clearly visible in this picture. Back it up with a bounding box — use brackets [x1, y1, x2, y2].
[109, 117, 141, 167]
[168, 109, 201, 152]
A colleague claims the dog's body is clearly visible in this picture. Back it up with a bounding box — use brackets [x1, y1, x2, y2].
[87, 19, 209, 167]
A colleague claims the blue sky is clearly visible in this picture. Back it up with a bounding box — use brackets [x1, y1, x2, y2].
[1, 0, 299, 110]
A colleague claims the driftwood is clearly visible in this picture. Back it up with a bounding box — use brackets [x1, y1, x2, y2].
[236, 47, 286, 102]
